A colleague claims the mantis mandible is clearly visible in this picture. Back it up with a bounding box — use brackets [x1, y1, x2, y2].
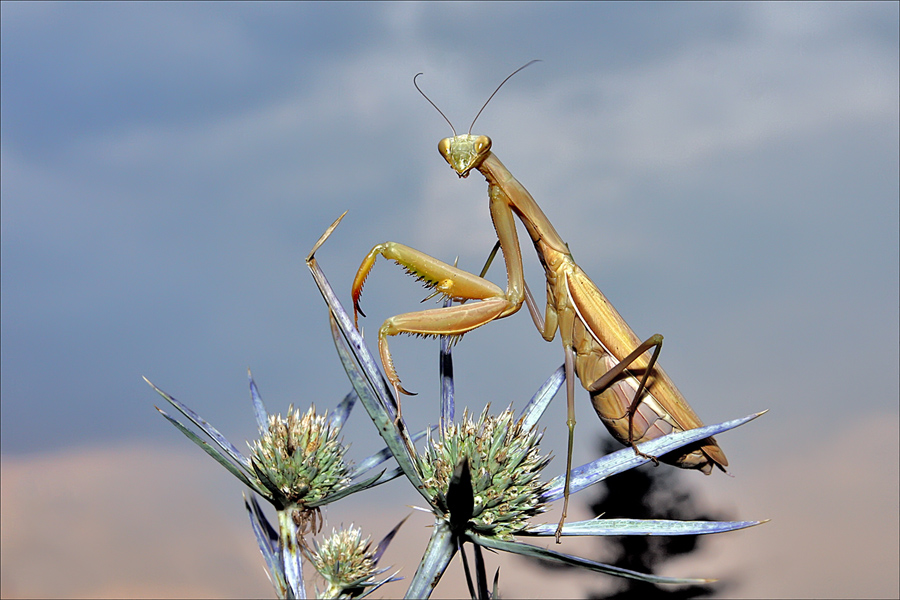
[352, 62, 728, 541]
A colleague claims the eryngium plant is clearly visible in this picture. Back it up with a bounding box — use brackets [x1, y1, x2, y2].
[145, 371, 407, 598]
[307, 212, 767, 599]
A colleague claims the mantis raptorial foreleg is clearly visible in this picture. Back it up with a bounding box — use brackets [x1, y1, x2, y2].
[353, 178, 527, 400]
[352, 63, 728, 543]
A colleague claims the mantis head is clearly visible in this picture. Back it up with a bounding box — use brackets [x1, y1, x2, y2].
[438, 134, 492, 178]
[416, 60, 538, 179]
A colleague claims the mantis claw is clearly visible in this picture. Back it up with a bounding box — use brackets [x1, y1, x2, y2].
[378, 330, 417, 400]
[353, 303, 366, 330]
[631, 443, 661, 466]
[396, 383, 416, 396]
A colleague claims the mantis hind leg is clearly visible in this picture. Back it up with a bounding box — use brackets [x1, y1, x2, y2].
[554, 343, 577, 543]
[587, 333, 665, 462]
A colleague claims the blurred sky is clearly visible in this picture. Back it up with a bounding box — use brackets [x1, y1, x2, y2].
[1, 2, 898, 598]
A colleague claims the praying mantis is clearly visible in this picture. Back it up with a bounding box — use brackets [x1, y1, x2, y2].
[351, 62, 727, 541]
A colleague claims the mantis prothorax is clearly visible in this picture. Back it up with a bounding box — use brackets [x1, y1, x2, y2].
[352, 62, 727, 542]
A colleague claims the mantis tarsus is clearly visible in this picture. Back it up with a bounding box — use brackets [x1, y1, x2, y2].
[352, 62, 728, 541]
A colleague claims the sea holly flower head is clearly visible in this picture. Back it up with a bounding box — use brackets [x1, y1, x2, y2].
[306, 525, 399, 599]
[251, 404, 352, 506]
[417, 406, 551, 540]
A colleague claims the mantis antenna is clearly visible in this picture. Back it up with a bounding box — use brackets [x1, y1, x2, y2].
[414, 73, 457, 136]
[414, 60, 542, 136]
[468, 59, 541, 134]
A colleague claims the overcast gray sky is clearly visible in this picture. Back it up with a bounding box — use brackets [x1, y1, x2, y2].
[1, 3, 898, 597]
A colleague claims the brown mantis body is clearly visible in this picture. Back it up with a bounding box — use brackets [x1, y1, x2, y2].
[352, 64, 727, 540]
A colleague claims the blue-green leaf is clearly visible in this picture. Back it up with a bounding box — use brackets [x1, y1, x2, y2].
[145, 377, 250, 469]
[404, 518, 456, 600]
[328, 313, 427, 497]
[329, 389, 358, 431]
[247, 369, 269, 433]
[470, 533, 714, 585]
[308, 468, 402, 508]
[544, 411, 766, 501]
[243, 494, 285, 593]
[519, 364, 565, 431]
[156, 407, 268, 497]
[525, 517, 766, 537]
[351, 427, 431, 479]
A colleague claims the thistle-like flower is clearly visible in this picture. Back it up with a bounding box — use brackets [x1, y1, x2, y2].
[417, 406, 551, 540]
[306, 525, 401, 599]
[310, 526, 375, 594]
[251, 405, 351, 507]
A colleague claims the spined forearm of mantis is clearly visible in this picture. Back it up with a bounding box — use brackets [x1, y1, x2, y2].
[351, 63, 727, 542]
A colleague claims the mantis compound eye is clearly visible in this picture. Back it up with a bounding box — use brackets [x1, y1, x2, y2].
[438, 137, 452, 160]
[474, 136, 492, 155]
